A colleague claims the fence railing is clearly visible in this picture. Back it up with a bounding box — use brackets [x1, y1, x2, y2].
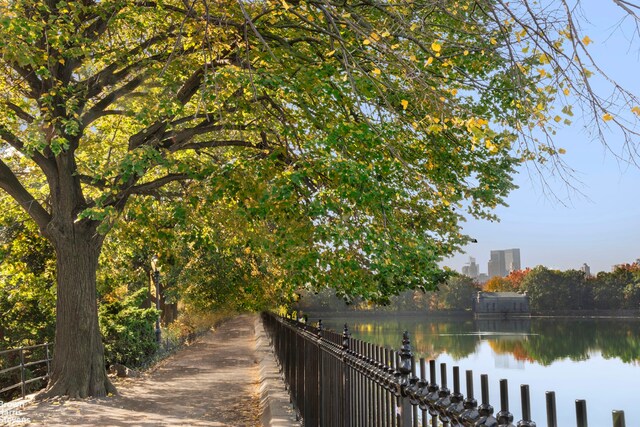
[262, 312, 627, 427]
[0, 343, 53, 400]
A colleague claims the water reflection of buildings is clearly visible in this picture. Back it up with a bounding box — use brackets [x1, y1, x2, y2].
[475, 318, 532, 334]
[494, 353, 525, 369]
[476, 318, 532, 369]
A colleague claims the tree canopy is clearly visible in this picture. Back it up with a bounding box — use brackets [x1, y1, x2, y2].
[0, 0, 638, 397]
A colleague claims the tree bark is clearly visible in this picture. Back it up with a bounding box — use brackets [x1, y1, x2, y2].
[38, 224, 116, 399]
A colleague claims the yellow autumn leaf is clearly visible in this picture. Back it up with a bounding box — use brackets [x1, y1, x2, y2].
[410, 23, 418, 31]
[425, 57, 433, 65]
[602, 113, 613, 122]
[326, 50, 336, 57]
[582, 35, 592, 45]
[363, 39, 371, 45]
[558, 148, 566, 154]
[490, 38, 497, 45]
[370, 32, 380, 41]
[431, 42, 442, 52]
[554, 115, 561, 122]
[372, 68, 381, 75]
[463, 50, 469, 56]
[401, 99, 409, 110]
[631, 106, 640, 116]
[281, 0, 290, 10]
[563, 88, 570, 95]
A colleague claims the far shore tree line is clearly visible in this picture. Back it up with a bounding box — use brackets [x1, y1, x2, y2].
[297, 263, 640, 313]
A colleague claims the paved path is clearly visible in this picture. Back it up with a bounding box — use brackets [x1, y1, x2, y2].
[7, 314, 297, 426]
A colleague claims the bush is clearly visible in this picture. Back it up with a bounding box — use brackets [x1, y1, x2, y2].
[99, 288, 159, 367]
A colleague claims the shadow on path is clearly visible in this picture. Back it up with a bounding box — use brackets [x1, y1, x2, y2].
[17, 314, 262, 426]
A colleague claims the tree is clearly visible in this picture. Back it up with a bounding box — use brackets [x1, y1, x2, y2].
[505, 268, 531, 290]
[429, 274, 478, 311]
[484, 276, 510, 292]
[0, 0, 637, 398]
[519, 266, 566, 311]
[0, 202, 56, 348]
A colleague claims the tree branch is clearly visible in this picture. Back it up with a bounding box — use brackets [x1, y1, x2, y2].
[0, 125, 57, 178]
[81, 74, 148, 128]
[162, 123, 251, 149]
[4, 102, 35, 124]
[128, 173, 190, 195]
[168, 139, 263, 152]
[81, 36, 176, 100]
[0, 158, 51, 231]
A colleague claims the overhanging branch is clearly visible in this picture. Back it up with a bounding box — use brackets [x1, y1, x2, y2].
[0, 158, 51, 231]
[0, 126, 57, 178]
[128, 173, 190, 195]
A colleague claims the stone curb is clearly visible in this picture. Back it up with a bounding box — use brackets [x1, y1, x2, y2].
[254, 316, 301, 427]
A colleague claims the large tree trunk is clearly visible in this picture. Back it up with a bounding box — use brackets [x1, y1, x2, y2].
[38, 224, 115, 399]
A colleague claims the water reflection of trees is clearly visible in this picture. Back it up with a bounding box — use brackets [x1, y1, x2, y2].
[322, 318, 480, 360]
[523, 319, 640, 365]
[320, 317, 640, 365]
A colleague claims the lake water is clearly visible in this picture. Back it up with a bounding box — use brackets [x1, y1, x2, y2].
[314, 314, 640, 427]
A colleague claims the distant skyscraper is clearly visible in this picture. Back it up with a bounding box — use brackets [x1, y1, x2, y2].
[488, 248, 521, 277]
[488, 250, 505, 278]
[504, 249, 521, 273]
[462, 257, 480, 278]
[580, 263, 591, 277]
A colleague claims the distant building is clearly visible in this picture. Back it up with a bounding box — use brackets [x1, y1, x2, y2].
[488, 248, 521, 277]
[474, 291, 530, 318]
[580, 263, 591, 277]
[462, 257, 480, 278]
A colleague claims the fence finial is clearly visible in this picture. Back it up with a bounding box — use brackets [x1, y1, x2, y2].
[399, 331, 412, 372]
[342, 324, 350, 350]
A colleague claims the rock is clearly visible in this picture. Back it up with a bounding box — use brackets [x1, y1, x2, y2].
[108, 364, 140, 378]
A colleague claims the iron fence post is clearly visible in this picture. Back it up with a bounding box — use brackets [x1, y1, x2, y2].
[612, 410, 626, 427]
[576, 399, 588, 427]
[545, 391, 557, 427]
[398, 331, 413, 427]
[342, 324, 351, 427]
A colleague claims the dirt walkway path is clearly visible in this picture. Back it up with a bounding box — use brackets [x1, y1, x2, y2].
[13, 314, 263, 426]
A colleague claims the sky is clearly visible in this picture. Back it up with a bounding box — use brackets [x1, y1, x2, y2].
[444, 1, 640, 275]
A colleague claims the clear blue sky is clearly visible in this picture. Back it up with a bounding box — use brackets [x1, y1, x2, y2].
[444, 1, 640, 275]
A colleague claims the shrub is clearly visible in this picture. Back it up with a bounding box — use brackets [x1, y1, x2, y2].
[99, 288, 159, 367]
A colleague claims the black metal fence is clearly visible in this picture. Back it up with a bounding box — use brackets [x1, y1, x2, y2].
[262, 312, 627, 427]
[0, 343, 53, 400]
